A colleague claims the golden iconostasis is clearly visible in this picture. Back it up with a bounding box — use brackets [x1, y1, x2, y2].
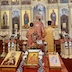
[0, 0, 72, 36]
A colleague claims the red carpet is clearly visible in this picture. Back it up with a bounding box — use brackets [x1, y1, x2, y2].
[62, 58, 72, 72]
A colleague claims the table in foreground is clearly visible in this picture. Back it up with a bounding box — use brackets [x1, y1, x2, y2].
[23, 56, 68, 72]
[0, 51, 22, 72]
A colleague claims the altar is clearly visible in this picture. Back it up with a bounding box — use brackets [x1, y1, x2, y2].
[0, 50, 68, 72]
[23, 56, 68, 72]
[0, 51, 22, 72]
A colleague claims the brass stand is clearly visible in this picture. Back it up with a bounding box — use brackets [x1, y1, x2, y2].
[23, 41, 27, 52]
[0, 35, 7, 57]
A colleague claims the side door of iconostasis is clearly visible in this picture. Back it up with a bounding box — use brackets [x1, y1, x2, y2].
[60, 7, 69, 33]
[12, 9, 20, 34]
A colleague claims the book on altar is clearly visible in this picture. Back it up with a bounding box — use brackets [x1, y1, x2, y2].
[36, 40, 43, 45]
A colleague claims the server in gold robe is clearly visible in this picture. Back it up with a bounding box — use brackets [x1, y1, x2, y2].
[43, 21, 54, 52]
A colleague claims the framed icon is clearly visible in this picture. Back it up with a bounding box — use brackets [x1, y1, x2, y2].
[48, 52, 61, 69]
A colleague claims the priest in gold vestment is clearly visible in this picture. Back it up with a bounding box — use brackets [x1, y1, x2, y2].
[43, 21, 54, 52]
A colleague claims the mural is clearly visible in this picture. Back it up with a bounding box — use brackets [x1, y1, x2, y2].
[60, 0, 68, 3]
[1, 0, 9, 5]
[48, 0, 58, 4]
[48, 9, 58, 26]
[12, 9, 20, 33]
[1, 11, 9, 29]
[22, 10, 30, 29]
[11, 0, 19, 5]
[33, 4, 46, 27]
[21, 0, 31, 4]
[60, 7, 69, 33]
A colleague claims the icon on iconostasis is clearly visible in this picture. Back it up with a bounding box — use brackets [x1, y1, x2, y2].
[23, 11, 29, 29]
[60, 0, 68, 3]
[21, 0, 31, 5]
[48, 0, 58, 4]
[1, 0, 9, 5]
[11, 0, 19, 5]
[60, 8, 69, 33]
[1, 11, 9, 29]
[22, 10, 30, 29]
[50, 10, 56, 26]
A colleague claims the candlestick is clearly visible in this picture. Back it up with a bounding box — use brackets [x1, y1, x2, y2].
[0, 31, 8, 57]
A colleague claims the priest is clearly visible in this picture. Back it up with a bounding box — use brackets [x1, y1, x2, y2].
[42, 21, 54, 52]
[26, 22, 37, 47]
[33, 17, 44, 40]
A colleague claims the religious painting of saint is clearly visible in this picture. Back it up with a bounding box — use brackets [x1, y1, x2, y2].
[11, 0, 19, 5]
[3, 52, 16, 65]
[33, 4, 46, 27]
[1, 0, 9, 5]
[32, 0, 45, 2]
[48, 0, 58, 4]
[60, 0, 68, 3]
[27, 52, 38, 65]
[48, 52, 61, 69]
[21, 0, 31, 5]
[60, 7, 69, 33]
[50, 10, 56, 25]
[1, 11, 9, 29]
[22, 10, 30, 29]
[48, 9, 58, 26]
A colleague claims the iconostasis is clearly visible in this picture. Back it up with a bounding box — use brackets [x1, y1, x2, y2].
[0, 0, 72, 40]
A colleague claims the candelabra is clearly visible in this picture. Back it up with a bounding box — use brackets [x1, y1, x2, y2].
[15, 34, 20, 51]
[44, 41, 48, 55]
[23, 41, 27, 52]
[0, 31, 8, 57]
[8, 35, 15, 52]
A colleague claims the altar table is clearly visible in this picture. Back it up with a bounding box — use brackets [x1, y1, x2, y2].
[23, 56, 68, 72]
[0, 56, 68, 72]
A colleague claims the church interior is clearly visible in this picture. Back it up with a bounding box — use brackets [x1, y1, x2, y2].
[0, 0, 72, 72]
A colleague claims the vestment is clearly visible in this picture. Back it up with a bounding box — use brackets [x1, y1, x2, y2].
[33, 20, 44, 40]
[26, 27, 37, 47]
[43, 26, 54, 52]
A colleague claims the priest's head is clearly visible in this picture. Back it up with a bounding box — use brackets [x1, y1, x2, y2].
[30, 22, 33, 27]
[48, 21, 52, 26]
